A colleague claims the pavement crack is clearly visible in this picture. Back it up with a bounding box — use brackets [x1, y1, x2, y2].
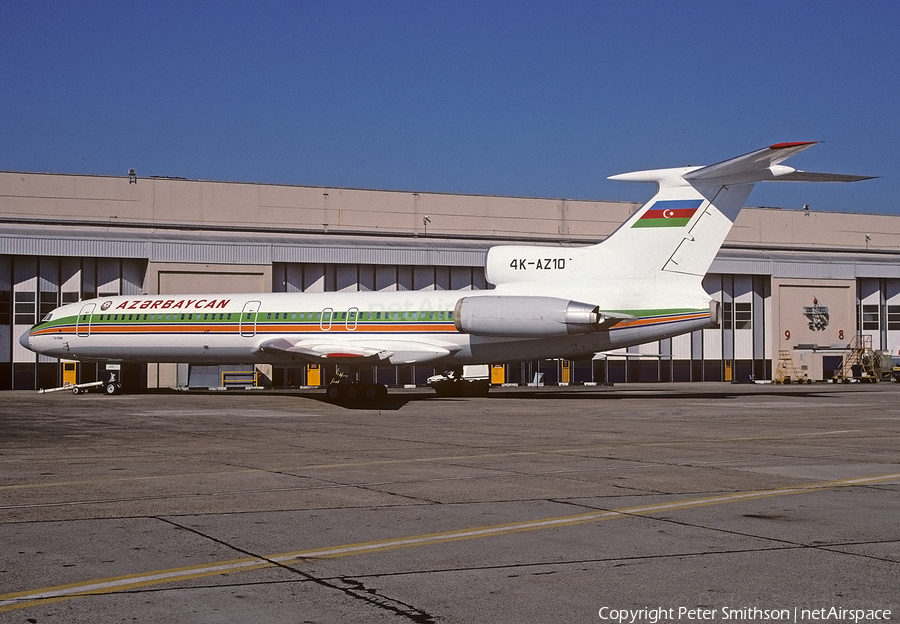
[155, 517, 437, 623]
[332, 576, 437, 624]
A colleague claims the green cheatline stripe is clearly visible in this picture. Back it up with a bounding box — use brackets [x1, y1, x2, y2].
[631, 217, 691, 228]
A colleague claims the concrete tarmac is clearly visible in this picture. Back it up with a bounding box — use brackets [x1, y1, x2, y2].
[1, 383, 898, 623]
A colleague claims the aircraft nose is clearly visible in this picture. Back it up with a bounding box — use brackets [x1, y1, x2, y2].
[19, 328, 32, 350]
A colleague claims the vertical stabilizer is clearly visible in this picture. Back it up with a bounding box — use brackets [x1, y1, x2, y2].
[484, 143, 870, 310]
[602, 142, 872, 280]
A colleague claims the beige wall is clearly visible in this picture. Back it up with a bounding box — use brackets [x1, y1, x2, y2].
[771, 278, 859, 382]
[147, 262, 272, 295]
[773, 278, 856, 350]
[144, 262, 272, 388]
[0, 172, 637, 241]
[730, 209, 900, 251]
[4, 171, 899, 249]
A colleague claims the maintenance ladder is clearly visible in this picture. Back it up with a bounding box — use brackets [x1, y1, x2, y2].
[834, 334, 878, 382]
[774, 350, 810, 384]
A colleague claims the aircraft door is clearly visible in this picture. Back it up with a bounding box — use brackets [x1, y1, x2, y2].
[76, 303, 95, 337]
[346, 307, 359, 331]
[320, 308, 333, 331]
[240, 301, 261, 337]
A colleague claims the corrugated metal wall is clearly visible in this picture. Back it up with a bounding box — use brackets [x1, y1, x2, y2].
[2, 256, 147, 390]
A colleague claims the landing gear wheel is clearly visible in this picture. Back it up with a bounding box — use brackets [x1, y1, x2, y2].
[326, 379, 388, 404]
[361, 384, 388, 402]
[466, 379, 491, 397]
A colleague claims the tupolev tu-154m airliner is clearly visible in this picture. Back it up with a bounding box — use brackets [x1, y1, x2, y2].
[20, 142, 872, 401]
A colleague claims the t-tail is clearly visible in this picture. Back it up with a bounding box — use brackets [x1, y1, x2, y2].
[603, 141, 873, 281]
[485, 142, 872, 307]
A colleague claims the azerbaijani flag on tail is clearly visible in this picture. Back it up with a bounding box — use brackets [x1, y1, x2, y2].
[631, 199, 704, 228]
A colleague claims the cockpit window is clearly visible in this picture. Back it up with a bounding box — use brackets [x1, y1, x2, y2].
[41, 313, 53, 322]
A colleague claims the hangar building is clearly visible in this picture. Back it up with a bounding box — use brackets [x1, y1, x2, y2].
[2, 170, 900, 391]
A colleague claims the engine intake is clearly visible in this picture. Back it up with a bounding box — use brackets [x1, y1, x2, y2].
[454, 296, 603, 337]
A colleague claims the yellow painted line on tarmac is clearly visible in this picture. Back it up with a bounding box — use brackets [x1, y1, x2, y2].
[1, 472, 898, 613]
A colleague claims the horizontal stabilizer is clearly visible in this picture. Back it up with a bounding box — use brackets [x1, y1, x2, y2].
[770, 171, 875, 183]
[683, 141, 817, 183]
[682, 142, 874, 186]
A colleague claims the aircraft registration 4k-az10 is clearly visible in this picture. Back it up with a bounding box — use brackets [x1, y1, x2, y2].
[20, 142, 872, 401]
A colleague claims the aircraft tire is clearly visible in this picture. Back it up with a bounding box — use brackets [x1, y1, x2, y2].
[365, 384, 389, 402]
[464, 379, 491, 397]
[432, 380, 454, 397]
[362, 384, 379, 401]
[434, 380, 467, 397]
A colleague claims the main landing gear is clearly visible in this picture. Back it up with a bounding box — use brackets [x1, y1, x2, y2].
[430, 368, 490, 398]
[325, 371, 388, 403]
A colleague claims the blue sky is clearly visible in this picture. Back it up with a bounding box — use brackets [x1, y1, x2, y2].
[2, 1, 897, 214]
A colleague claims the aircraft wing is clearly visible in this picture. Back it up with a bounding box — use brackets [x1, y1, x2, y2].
[255, 337, 454, 365]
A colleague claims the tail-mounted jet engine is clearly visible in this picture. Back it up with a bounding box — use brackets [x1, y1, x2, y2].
[454, 295, 629, 337]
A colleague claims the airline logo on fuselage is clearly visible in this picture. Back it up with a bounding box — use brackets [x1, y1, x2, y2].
[110, 298, 232, 311]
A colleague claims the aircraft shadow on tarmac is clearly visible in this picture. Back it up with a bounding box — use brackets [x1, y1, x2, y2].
[296, 392, 415, 410]
[131, 385, 872, 411]
[289, 386, 852, 409]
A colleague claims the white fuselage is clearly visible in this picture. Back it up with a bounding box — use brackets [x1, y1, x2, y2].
[21, 286, 714, 367]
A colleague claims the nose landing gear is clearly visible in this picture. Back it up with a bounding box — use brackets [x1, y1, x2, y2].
[104, 371, 123, 395]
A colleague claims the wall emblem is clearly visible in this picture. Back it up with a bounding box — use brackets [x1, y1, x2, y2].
[803, 298, 829, 331]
